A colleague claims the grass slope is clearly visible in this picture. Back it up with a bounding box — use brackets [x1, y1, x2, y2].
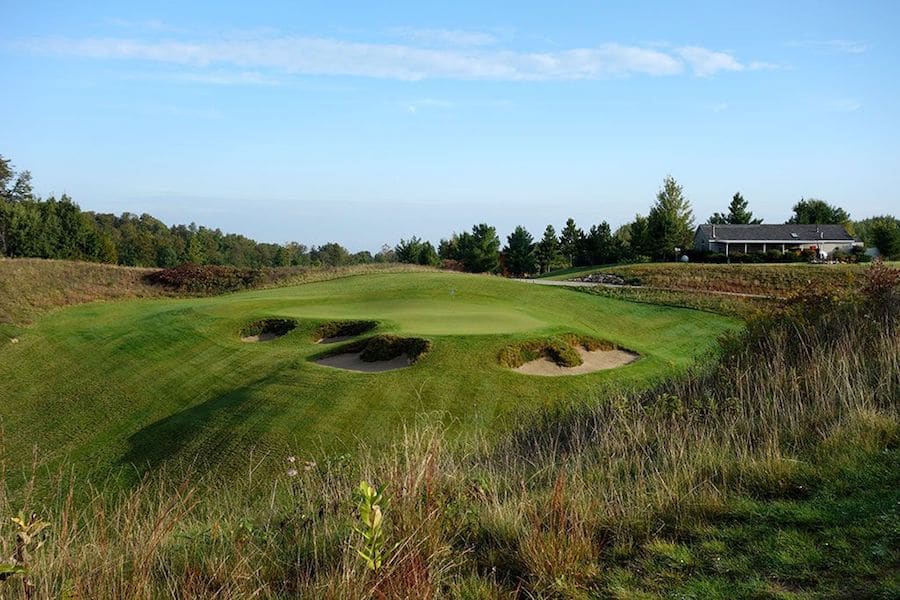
[542, 262, 878, 296]
[0, 270, 739, 486]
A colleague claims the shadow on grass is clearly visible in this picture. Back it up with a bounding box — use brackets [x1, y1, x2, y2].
[121, 374, 291, 477]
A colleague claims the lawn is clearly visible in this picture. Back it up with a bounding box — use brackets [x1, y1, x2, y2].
[0, 270, 739, 486]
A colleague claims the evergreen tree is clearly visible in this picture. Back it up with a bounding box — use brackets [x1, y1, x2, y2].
[646, 176, 695, 260]
[460, 223, 500, 273]
[559, 218, 583, 267]
[535, 224, 562, 274]
[709, 192, 762, 224]
[871, 220, 900, 259]
[503, 225, 536, 276]
[627, 215, 651, 258]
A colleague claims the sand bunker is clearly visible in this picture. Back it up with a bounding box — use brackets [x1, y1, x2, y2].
[515, 347, 639, 376]
[315, 352, 411, 372]
[313, 334, 430, 373]
[240, 318, 297, 342]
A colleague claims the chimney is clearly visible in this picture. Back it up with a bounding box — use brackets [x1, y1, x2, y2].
[711, 224, 716, 238]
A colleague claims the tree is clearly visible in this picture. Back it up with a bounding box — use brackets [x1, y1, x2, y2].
[535, 225, 562, 274]
[788, 198, 850, 225]
[627, 215, 651, 258]
[709, 192, 761, 224]
[503, 225, 536, 276]
[581, 221, 623, 265]
[871, 220, 900, 259]
[646, 176, 695, 260]
[459, 223, 500, 273]
[311, 242, 351, 267]
[559, 218, 583, 267]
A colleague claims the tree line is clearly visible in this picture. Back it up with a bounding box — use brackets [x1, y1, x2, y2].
[0, 156, 393, 268]
[2, 154, 898, 273]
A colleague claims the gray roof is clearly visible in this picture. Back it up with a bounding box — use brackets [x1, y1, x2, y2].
[696, 224, 854, 242]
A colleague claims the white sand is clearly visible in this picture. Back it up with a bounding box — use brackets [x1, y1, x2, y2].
[315, 352, 411, 373]
[515, 347, 639, 376]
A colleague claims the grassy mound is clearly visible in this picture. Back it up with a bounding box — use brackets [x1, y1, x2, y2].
[498, 334, 616, 368]
[239, 318, 298, 339]
[321, 334, 432, 363]
[0, 270, 738, 485]
[313, 319, 378, 341]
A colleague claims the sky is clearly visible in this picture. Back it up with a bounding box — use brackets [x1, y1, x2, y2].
[2, 1, 898, 251]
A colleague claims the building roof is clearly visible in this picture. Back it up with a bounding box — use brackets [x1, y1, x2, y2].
[696, 223, 855, 242]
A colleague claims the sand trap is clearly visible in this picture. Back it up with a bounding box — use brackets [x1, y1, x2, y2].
[515, 347, 638, 376]
[315, 352, 411, 373]
[241, 332, 282, 343]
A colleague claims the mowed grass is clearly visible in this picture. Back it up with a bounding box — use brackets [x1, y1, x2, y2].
[0, 270, 739, 486]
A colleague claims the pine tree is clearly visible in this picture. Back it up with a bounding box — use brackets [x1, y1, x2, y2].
[535, 225, 562, 274]
[559, 218, 583, 267]
[709, 192, 762, 224]
[646, 176, 695, 260]
[503, 225, 536, 276]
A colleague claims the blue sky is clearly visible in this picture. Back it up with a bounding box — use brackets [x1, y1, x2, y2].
[2, 1, 898, 250]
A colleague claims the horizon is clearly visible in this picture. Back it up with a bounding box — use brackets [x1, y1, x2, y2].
[3, 1, 899, 251]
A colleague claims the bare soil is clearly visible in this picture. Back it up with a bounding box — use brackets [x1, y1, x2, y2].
[515, 347, 638, 376]
[314, 352, 411, 372]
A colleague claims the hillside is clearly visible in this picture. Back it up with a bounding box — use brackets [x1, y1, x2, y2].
[0, 269, 739, 491]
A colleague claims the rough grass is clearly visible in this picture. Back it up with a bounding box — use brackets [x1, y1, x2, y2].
[498, 334, 616, 368]
[1, 274, 896, 599]
[0, 258, 164, 330]
[592, 262, 868, 297]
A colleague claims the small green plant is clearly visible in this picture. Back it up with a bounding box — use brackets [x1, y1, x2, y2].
[354, 481, 393, 573]
[1, 512, 50, 600]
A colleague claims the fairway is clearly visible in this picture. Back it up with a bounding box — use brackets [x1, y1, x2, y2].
[0, 270, 740, 485]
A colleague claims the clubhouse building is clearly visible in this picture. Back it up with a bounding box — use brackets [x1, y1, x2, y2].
[693, 224, 861, 258]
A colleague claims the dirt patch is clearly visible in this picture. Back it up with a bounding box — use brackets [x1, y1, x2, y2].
[316, 352, 411, 373]
[515, 347, 639, 376]
[240, 318, 297, 342]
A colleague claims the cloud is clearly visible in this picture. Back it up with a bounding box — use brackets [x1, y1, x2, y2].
[406, 98, 454, 113]
[708, 102, 729, 112]
[391, 27, 498, 47]
[12, 33, 767, 82]
[786, 39, 870, 54]
[826, 99, 861, 113]
[677, 46, 745, 76]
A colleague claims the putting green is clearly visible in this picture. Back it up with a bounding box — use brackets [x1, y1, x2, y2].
[0, 271, 741, 486]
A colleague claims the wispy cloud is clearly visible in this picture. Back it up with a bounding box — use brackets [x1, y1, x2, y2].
[406, 98, 454, 113]
[11, 33, 769, 82]
[390, 27, 499, 47]
[786, 39, 870, 54]
[707, 101, 729, 113]
[826, 99, 861, 113]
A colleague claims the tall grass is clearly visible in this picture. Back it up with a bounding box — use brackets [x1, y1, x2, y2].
[1, 267, 897, 598]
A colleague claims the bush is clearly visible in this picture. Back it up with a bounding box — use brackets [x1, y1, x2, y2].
[498, 335, 615, 368]
[322, 335, 432, 363]
[144, 263, 265, 294]
[313, 320, 378, 341]
[240, 318, 298, 338]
